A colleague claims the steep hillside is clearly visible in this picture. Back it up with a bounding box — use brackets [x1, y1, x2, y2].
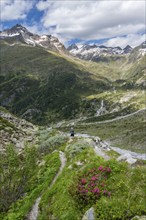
[0, 41, 111, 124]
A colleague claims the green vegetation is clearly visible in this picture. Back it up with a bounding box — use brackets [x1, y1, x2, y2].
[65, 139, 91, 158]
[0, 129, 146, 219]
[0, 146, 61, 220]
[38, 129, 68, 154]
[0, 37, 146, 219]
[0, 42, 111, 125]
[38, 139, 146, 220]
[1, 40, 145, 125]
[0, 144, 39, 213]
[0, 116, 17, 133]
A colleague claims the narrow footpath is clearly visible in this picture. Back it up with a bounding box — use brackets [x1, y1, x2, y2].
[26, 151, 66, 220]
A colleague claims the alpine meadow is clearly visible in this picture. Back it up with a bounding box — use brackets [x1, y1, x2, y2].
[0, 1, 146, 220]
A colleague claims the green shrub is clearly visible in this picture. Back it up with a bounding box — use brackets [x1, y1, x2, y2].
[39, 134, 68, 154]
[66, 141, 91, 158]
[3, 151, 61, 220]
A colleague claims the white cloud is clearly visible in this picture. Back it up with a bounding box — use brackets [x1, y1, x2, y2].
[104, 34, 146, 48]
[0, 0, 34, 21]
[36, 0, 145, 42]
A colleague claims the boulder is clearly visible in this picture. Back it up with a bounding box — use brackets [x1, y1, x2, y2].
[117, 153, 137, 164]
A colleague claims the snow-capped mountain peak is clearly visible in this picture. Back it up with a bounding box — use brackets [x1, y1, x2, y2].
[0, 24, 67, 53]
[67, 43, 132, 61]
[123, 45, 132, 54]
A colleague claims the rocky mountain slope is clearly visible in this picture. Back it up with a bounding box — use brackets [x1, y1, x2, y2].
[0, 107, 38, 152]
[0, 24, 67, 53]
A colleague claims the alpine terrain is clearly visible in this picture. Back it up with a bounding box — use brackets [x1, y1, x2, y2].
[0, 25, 146, 220]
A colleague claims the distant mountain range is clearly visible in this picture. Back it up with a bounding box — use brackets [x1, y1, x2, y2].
[68, 42, 146, 61]
[0, 24, 146, 61]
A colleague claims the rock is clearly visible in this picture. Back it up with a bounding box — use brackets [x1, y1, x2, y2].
[16, 141, 24, 149]
[75, 161, 83, 166]
[94, 137, 101, 143]
[131, 216, 146, 220]
[38, 160, 45, 167]
[68, 165, 72, 169]
[82, 207, 95, 220]
[27, 136, 33, 142]
[117, 153, 137, 164]
[11, 138, 17, 144]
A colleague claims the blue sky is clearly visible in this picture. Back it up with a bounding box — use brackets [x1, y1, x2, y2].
[0, 0, 146, 48]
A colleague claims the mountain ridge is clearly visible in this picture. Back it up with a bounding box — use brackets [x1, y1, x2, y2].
[0, 24, 67, 53]
[1, 24, 146, 60]
[68, 42, 146, 61]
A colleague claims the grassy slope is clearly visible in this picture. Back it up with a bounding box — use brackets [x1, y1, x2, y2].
[2, 151, 61, 220]
[1, 129, 146, 220]
[0, 42, 111, 124]
[38, 137, 146, 220]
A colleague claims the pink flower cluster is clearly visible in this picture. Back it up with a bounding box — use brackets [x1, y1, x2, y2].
[98, 166, 111, 172]
[75, 165, 112, 204]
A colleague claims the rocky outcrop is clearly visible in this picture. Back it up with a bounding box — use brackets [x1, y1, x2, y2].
[0, 108, 38, 151]
[0, 24, 67, 53]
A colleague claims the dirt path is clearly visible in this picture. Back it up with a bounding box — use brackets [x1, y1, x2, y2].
[26, 151, 66, 220]
[75, 133, 110, 160]
[81, 108, 146, 124]
[75, 133, 146, 161]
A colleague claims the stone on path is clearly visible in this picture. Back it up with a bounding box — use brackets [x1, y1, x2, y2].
[131, 216, 146, 220]
[82, 207, 95, 220]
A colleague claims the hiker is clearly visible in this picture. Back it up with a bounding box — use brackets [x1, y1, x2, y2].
[70, 127, 74, 137]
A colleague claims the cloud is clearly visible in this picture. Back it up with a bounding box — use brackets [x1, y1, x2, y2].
[36, 0, 145, 42]
[104, 34, 146, 48]
[1, 0, 34, 21]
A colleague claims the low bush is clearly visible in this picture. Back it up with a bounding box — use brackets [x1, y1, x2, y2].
[66, 141, 91, 158]
[39, 134, 68, 154]
[69, 166, 112, 206]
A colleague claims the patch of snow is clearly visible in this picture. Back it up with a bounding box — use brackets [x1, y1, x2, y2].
[0, 32, 20, 37]
[24, 38, 35, 46]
